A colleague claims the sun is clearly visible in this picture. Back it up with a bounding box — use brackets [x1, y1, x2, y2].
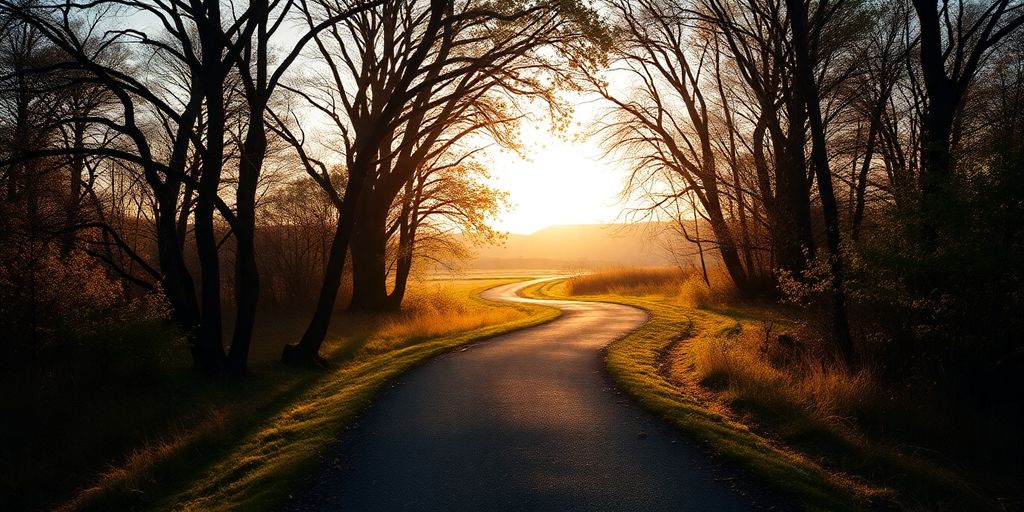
[484, 119, 626, 235]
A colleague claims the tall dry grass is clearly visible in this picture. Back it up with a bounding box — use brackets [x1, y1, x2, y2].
[359, 283, 528, 354]
[565, 266, 739, 308]
[687, 319, 874, 426]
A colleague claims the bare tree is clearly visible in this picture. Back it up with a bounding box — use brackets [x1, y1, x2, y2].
[911, 0, 1024, 218]
[588, 0, 759, 295]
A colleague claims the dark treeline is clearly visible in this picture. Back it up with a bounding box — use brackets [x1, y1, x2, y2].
[0, 0, 599, 374]
[588, 0, 1023, 440]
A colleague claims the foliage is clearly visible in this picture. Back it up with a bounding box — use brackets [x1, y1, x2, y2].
[0, 241, 169, 354]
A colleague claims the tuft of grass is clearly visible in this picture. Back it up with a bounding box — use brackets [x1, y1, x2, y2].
[528, 273, 1009, 511]
[21, 278, 557, 512]
[676, 268, 741, 309]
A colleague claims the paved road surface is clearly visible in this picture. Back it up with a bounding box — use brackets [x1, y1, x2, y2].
[284, 279, 788, 511]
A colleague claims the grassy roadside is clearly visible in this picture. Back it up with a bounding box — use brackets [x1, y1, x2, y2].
[52, 278, 558, 512]
[526, 276, 1011, 511]
[522, 278, 871, 512]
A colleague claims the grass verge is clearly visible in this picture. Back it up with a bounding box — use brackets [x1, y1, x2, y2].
[32, 278, 557, 512]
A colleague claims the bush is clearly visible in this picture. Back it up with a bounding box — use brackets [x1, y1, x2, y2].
[0, 243, 170, 355]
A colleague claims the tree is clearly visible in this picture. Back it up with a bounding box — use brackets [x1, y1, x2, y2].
[911, 0, 1024, 222]
[588, 0, 759, 295]
[386, 158, 506, 308]
[0, 0, 382, 373]
[785, 0, 856, 367]
[276, 0, 601, 362]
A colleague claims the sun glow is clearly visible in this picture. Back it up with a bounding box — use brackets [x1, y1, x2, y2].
[484, 117, 626, 235]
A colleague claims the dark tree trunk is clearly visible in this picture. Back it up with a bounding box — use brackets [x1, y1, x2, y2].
[228, 120, 265, 374]
[912, 0, 956, 205]
[155, 187, 206, 364]
[228, 1, 269, 374]
[787, 0, 856, 369]
[771, 113, 815, 274]
[387, 180, 417, 310]
[281, 212, 348, 366]
[191, 16, 229, 375]
[853, 99, 885, 240]
[348, 198, 391, 312]
[388, 245, 413, 311]
[703, 188, 753, 295]
[282, 167, 368, 366]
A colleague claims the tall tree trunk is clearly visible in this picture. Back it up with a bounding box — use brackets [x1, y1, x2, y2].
[771, 114, 815, 274]
[348, 198, 391, 312]
[155, 186, 206, 364]
[228, 119, 265, 374]
[912, 0, 956, 203]
[387, 180, 417, 310]
[192, 15, 228, 375]
[282, 167, 367, 365]
[706, 207, 752, 295]
[228, 1, 269, 374]
[853, 99, 885, 240]
[787, 0, 856, 369]
[388, 239, 414, 311]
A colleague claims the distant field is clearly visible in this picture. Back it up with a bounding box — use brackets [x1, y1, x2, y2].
[461, 222, 694, 270]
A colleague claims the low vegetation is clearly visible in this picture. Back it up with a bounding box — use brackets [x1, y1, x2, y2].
[565, 266, 688, 295]
[2, 278, 557, 512]
[531, 268, 1021, 511]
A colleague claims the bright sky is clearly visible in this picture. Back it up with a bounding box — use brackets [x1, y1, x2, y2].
[483, 109, 628, 235]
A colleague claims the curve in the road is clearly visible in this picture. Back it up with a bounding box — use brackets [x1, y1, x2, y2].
[284, 278, 790, 512]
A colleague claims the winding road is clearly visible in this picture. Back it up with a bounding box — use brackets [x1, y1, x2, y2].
[284, 279, 787, 511]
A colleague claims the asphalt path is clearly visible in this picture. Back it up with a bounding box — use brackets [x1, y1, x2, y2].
[283, 278, 790, 512]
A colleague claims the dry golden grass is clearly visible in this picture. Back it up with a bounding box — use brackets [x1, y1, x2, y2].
[364, 283, 526, 354]
[566, 266, 739, 308]
[565, 266, 688, 296]
[687, 320, 874, 429]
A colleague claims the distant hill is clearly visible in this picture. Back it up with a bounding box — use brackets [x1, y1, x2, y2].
[463, 222, 695, 270]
